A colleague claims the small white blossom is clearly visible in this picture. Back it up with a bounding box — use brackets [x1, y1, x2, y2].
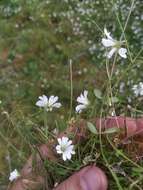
[132, 82, 143, 97]
[9, 169, 20, 182]
[119, 82, 125, 93]
[36, 95, 62, 111]
[111, 110, 116, 117]
[75, 90, 89, 113]
[102, 28, 127, 59]
[56, 137, 75, 161]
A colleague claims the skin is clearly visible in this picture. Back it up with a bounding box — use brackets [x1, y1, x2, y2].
[54, 165, 108, 190]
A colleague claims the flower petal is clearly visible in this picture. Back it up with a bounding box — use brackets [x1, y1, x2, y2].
[83, 90, 88, 98]
[57, 138, 62, 145]
[62, 137, 69, 145]
[36, 100, 44, 107]
[9, 169, 19, 182]
[75, 104, 86, 113]
[102, 38, 115, 47]
[36, 95, 48, 107]
[66, 152, 72, 160]
[53, 102, 62, 108]
[77, 90, 89, 105]
[104, 28, 113, 40]
[107, 47, 117, 59]
[77, 95, 85, 104]
[56, 145, 61, 151]
[67, 140, 72, 146]
[48, 96, 58, 106]
[118, 48, 127, 58]
[62, 153, 67, 161]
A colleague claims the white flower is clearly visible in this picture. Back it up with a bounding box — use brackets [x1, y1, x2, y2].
[102, 28, 127, 59]
[132, 82, 143, 97]
[56, 137, 75, 161]
[36, 95, 62, 111]
[119, 82, 125, 93]
[75, 90, 89, 113]
[9, 169, 20, 182]
[111, 110, 116, 117]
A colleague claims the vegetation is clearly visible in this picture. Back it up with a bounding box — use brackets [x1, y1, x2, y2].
[0, 0, 143, 189]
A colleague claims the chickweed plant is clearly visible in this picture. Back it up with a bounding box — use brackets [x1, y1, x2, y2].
[0, 0, 143, 189]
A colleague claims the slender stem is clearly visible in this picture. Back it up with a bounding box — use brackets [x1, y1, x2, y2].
[112, 0, 135, 63]
[133, 49, 143, 63]
[105, 58, 111, 80]
[7, 151, 11, 172]
[99, 110, 123, 190]
[69, 59, 73, 119]
[119, 0, 135, 41]
[110, 51, 118, 78]
[44, 108, 48, 137]
[89, 99, 96, 118]
[105, 58, 114, 107]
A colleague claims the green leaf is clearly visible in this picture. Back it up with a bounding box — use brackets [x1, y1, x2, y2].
[132, 167, 143, 175]
[94, 89, 102, 99]
[104, 127, 119, 134]
[87, 122, 98, 134]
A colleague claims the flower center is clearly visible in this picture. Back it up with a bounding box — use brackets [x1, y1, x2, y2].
[61, 145, 67, 152]
[46, 104, 53, 111]
[114, 41, 123, 49]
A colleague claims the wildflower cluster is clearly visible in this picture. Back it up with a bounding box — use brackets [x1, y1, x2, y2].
[35, 90, 89, 162]
[32, 26, 129, 163]
[36, 90, 90, 114]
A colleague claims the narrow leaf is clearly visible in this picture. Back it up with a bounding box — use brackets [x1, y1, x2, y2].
[87, 122, 98, 134]
[104, 127, 119, 134]
[94, 89, 102, 99]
